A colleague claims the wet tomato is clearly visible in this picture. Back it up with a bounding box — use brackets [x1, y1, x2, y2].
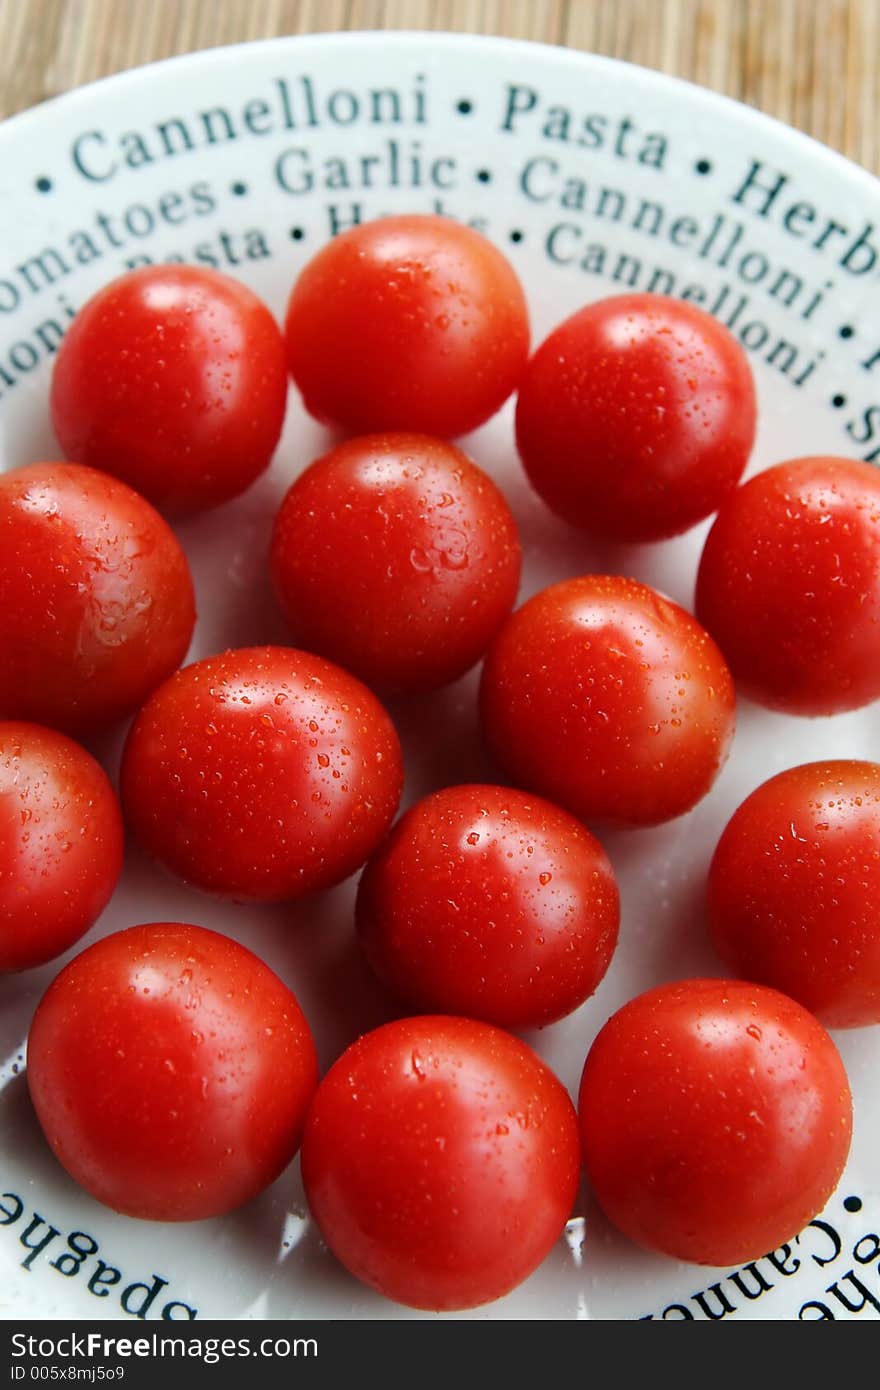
[0, 463, 195, 734]
[578, 979, 852, 1265]
[480, 575, 736, 826]
[121, 646, 403, 901]
[0, 722, 123, 972]
[708, 760, 880, 1028]
[27, 922, 318, 1220]
[696, 456, 880, 715]
[271, 433, 521, 693]
[301, 1015, 580, 1310]
[285, 214, 529, 437]
[515, 293, 756, 542]
[50, 265, 288, 516]
[356, 783, 619, 1027]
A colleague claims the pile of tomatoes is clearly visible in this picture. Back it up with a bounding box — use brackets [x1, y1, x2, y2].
[2, 214, 878, 1314]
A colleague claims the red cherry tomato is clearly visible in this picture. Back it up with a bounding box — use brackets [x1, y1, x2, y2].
[356, 784, 619, 1027]
[121, 646, 403, 901]
[27, 922, 318, 1221]
[301, 1015, 580, 1310]
[708, 761, 880, 1028]
[515, 293, 756, 542]
[0, 722, 123, 972]
[0, 463, 195, 734]
[50, 265, 288, 515]
[695, 456, 880, 715]
[578, 979, 852, 1266]
[285, 214, 530, 436]
[270, 433, 521, 694]
[480, 575, 736, 826]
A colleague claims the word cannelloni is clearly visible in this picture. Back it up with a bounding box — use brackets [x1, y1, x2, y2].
[68, 73, 430, 182]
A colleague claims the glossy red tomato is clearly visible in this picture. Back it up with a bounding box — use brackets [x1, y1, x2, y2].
[120, 646, 403, 901]
[301, 1015, 580, 1310]
[270, 433, 521, 693]
[708, 761, 880, 1028]
[0, 463, 195, 733]
[0, 722, 123, 972]
[696, 456, 880, 714]
[50, 265, 288, 515]
[356, 784, 619, 1027]
[27, 922, 318, 1220]
[480, 576, 736, 826]
[285, 215, 530, 436]
[578, 979, 852, 1266]
[515, 293, 756, 542]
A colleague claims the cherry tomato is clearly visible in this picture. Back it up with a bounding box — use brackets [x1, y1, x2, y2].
[0, 463, 195, 734]
[708, 761, 880, 1028]
[50, 265, 288, 515]
[27, 922, 318, 1221]
[120, 646, 403, 901]
[578, 979, 852, 1266]
[356, 784, 619, 1027]
[480, 575, 736, 826]
[270, 433, 521, 694]
[0, 722, 123, 972]
[695, 456, 880, 715]
[515, 293, 756, 542]
[301, 1015, 580, 1310]
[284, 214, 530, 437]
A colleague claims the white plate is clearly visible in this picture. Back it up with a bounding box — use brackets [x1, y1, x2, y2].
[1, 31, 879, 1323]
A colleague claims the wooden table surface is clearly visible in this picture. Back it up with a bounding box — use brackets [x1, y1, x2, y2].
[1, 0, 878, 176]
[0, 0, 873, 176]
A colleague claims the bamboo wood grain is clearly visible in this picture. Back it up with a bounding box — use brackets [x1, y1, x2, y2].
[0, 0, 877, 174]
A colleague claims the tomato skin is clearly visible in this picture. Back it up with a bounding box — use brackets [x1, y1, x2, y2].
[0, 463, 195, 734]
[301, 1015, 580, 1311]
[708, 761, 880, 1028]
[50, 265, 288, 516]
[356, 784, 619, 1028]
[695, 457, 880, 715]
[515, 293, 756, 542]
[480, 575, 736, 827]
[27, 922, 318, 1221]
[578, 979, 852, 1266]
[284, 215, 530, 437]
[0, 722, 123, 972]
[270, 433, 521, 694]
[120, 646, 403, 901]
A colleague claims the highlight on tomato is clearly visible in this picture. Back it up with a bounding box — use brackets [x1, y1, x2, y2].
[578, 978, 852, 1266]
[27, 922, 319, 1221]
[480, 574, 736, 826]
[285, 213, 530, 437]
[301, 1015, 581, 1310]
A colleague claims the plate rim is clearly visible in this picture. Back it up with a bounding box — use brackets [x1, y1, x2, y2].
[1, 22, 879, 1326]
[0, 28, 877, 199]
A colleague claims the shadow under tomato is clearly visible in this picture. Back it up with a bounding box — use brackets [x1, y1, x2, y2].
[387, 667, 496, 806]
[276, 895, 401, 1073]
